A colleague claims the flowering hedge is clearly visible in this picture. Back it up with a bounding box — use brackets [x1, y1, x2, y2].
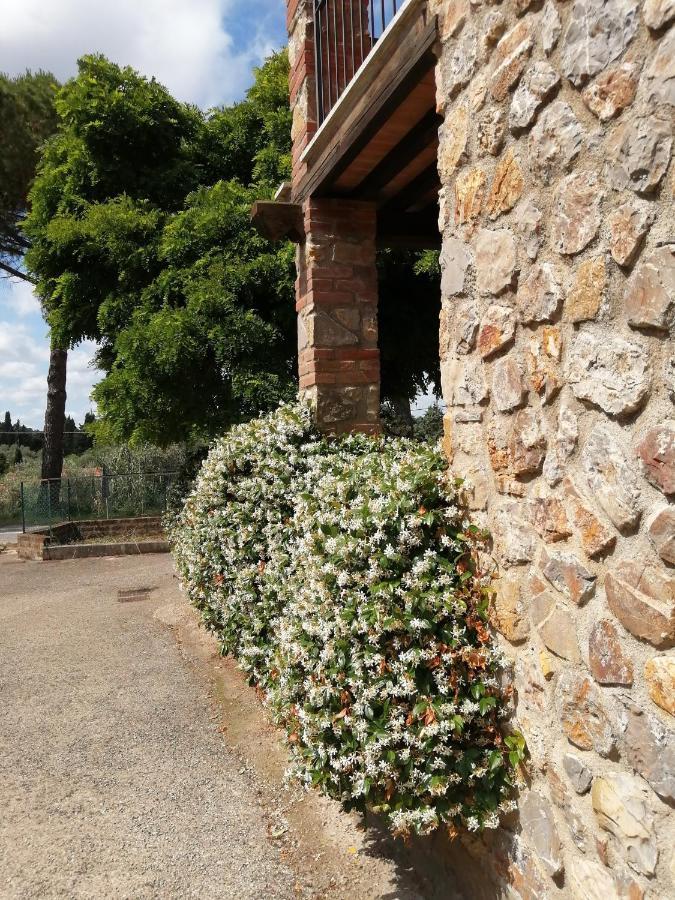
[170, 403, 521, 835]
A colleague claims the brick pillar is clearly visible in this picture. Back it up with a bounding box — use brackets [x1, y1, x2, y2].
[297, 198, 380, 433]
[288, 0, 317, 187]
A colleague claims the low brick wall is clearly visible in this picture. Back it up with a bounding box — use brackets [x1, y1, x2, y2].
[16, 517, 165, 560]
[44, 540, 169, 560]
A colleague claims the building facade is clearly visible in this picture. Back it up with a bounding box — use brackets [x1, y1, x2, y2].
[259, 0, 675, 894]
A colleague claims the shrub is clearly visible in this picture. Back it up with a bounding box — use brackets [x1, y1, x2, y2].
[170, 403, 520, 836]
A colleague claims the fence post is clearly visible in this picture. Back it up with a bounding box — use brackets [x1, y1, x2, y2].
[47, 480, 52, 538]
[20, 482, 25, 533]
[67, 478, 71, 521]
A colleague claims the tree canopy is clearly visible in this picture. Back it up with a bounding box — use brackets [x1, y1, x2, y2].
[0, 69, 59, 279]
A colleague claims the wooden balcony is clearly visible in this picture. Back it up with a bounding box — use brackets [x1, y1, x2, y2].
[303, 0, 440, 248]
[254, 0, 440, 250]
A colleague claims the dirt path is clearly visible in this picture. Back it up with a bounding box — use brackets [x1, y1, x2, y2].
[0, 551, 442, 899]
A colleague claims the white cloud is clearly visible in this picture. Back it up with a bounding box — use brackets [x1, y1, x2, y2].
[0, 0, 286, 108]
[4, 278, 41, 317]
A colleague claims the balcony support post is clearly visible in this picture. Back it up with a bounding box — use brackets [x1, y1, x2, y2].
[296, 198, 381, 433]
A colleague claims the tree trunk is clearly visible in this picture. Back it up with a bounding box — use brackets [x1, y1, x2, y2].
[41, 346, 67, 481]
[390, 395, 414, 437]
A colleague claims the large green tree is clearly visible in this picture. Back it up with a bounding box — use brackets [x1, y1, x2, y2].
[0, 70, 70, 483]
[26, 53, 296, 445]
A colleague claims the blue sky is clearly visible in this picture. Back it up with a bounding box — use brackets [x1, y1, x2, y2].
[0, 0, 286, 428]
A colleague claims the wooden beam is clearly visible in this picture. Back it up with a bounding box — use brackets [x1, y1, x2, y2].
[381, 162, 439, 213]
[250, 201, 304, 243]
[352, 109, 441, 199]
[294, 14, 438, 202]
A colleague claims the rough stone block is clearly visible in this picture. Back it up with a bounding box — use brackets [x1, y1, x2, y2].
[542, 548, 596, 605]
[475, 229, 517, 296]
[440, 236, 471, 298]
[477, 106, 506, 156]
[592, 773, 657, 877]
[624, 245, 675, 332]
[582, 55, 641, 121]
[441, 357, 489, 407]
[490, 572, 529, 642]
[608, 201, 655, 268]
[563, 477, 616, 559]
[509, 62, 560, 132]
[644, 26, 675, 107]
[454, 167, 486, 227]
[552, 172, 602, 255]
[489, 19, 533, 101]
[558, 671, 616, 756]
[644, 656, 675, 716]
[477, 303, 516, 356]
[635, 421, 675, 496]
[529, 100, 585, 184]
[520, 791, 563, 877]
[582, 424, 642, 531]
[511, 407, 547, 475]
[543, 405, 578, 487]
[606, 113, 673, 195]
[561, 0, 639, 87]
[541, 0, 562, 55]
[526, 327, 562, 403]
[492, 356, 525, 412]
[618, 701, 675, 803]
[568, 332, 651, 416]
[589, 619, 634, 684]
[518, 263, 562, 324]
[565, 256, 605, 323]
[485, 148, 524, 218]
[438, 104, 469, 181]
[563, 754, 593, 794]
[643, 0, 675, 28]
[515, 198, 543, 260]
[531, 590, 582, 661]
[605, 560, 675, 648]
[646, 503, 675, 564]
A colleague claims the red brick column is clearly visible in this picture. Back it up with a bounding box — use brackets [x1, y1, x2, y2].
[297, 198, 380, 433]
[288, 0, 317, 187]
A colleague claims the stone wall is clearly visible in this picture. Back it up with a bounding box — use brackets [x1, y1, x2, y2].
[433, 0, 674, 896]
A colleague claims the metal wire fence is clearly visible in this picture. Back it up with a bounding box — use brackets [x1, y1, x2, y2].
[17, 472, 179, 532]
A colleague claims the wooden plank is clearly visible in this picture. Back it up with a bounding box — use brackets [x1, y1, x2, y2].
[331, 75, 436, 192]
[351, 109, 441, 199]
[294, 13, 438, 202]
[250, 201, 304, 242]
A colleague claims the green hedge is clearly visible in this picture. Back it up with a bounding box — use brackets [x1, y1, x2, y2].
[169, 403, 521, 835]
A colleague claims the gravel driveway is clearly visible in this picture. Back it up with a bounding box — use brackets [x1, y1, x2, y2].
[0, 552, 305, 899]
[0, 551, 443, 900]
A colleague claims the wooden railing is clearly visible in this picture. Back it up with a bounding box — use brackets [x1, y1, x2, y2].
[313, 0, 405, 123]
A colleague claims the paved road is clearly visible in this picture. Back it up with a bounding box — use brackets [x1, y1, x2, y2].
[0, 553, 301, 899]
